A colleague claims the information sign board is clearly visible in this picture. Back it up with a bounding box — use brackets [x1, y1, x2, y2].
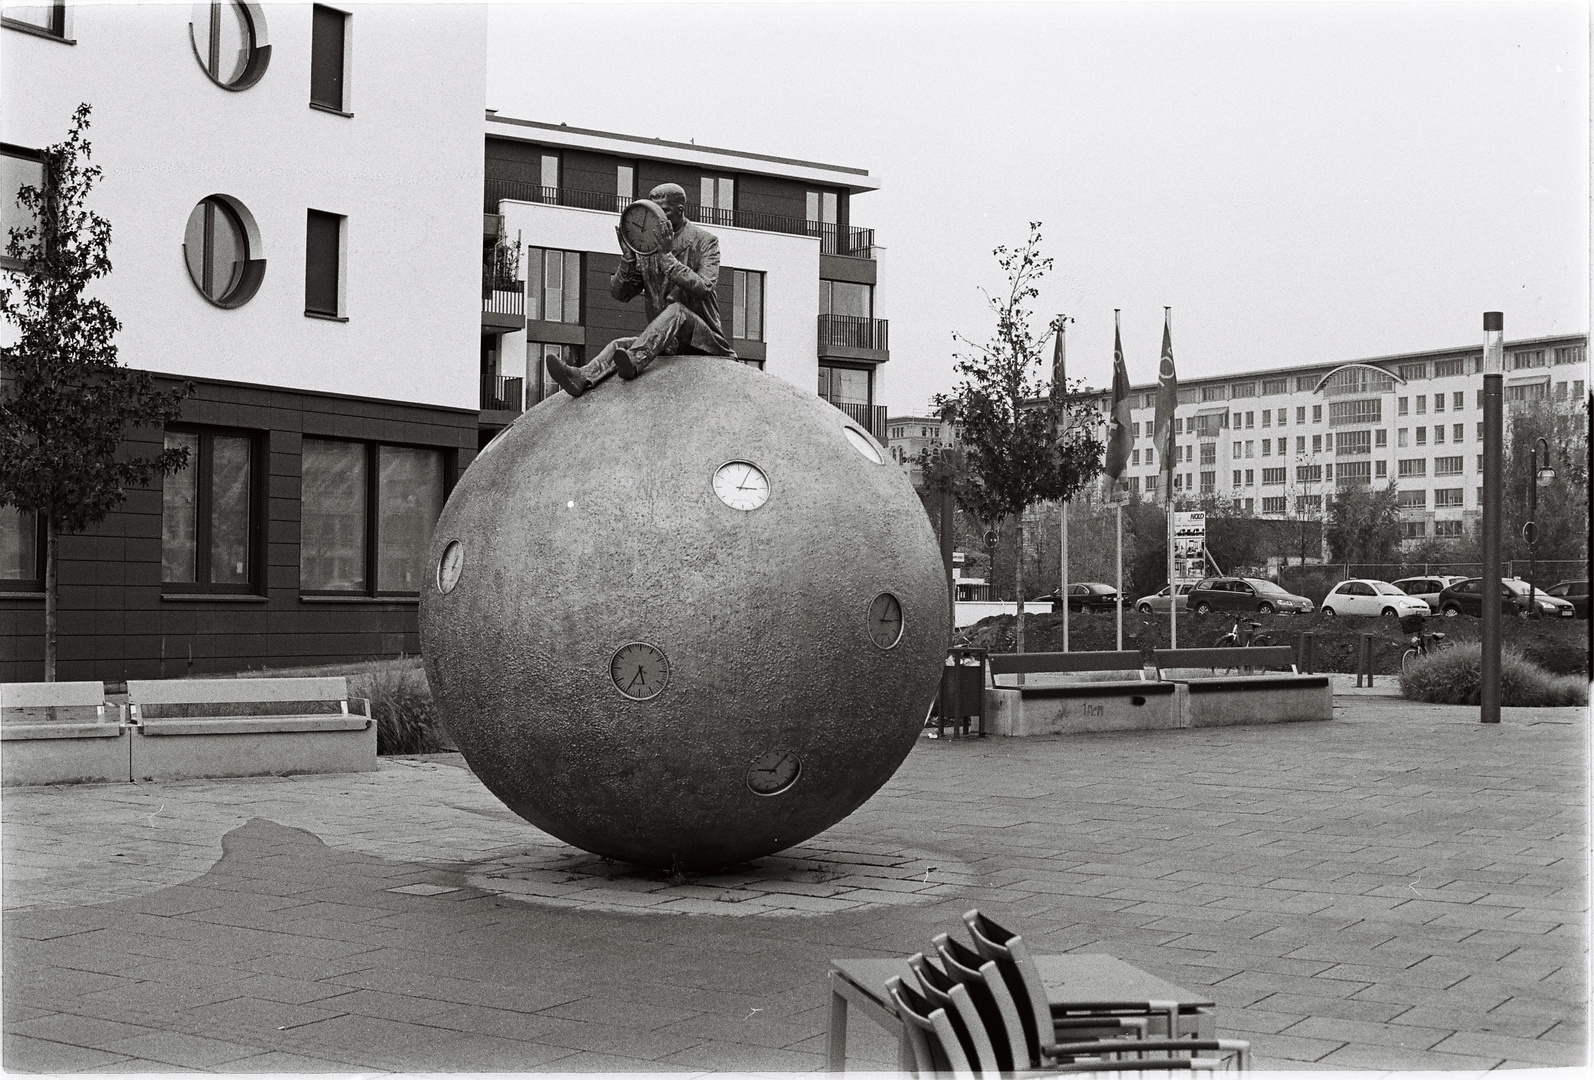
[1172, 511, 1207, 584]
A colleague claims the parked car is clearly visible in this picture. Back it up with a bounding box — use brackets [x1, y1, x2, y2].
[1544, 580, 1590, 619]
[1389, 575, 1468, 611]
[1186, 577, 1313, 616]
[1433, 577, 1574, 618]
[1505, 578, 1577, 618]
[1320, 579, 1432, 619]
[1034, 583, 1120, 613]
[1135, 583, 1192, 614]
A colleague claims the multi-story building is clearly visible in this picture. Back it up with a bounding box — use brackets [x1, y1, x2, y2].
[1106, 335, 1587, 542]
[477, 113, 889, 446]
[884, 414, 957, 487]
[1, 2, 488, 680]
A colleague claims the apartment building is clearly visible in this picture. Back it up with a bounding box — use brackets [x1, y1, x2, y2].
[1, 2, 488, 681]
[884, 414, 957, 487]
[478, 113, 889, 445]
[1106, 335, 1588, 540]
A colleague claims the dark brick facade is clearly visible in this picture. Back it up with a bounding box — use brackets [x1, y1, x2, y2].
[1, 377, 478, 684]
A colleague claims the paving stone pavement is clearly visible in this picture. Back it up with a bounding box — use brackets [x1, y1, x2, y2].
[2, 696, 1587, 1073]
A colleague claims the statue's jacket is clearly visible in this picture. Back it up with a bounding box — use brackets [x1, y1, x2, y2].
[609, 221, 734, 356]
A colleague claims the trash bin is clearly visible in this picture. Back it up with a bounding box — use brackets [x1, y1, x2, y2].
[1398, 613, 1426, 636]
[938, 648, 987, 738]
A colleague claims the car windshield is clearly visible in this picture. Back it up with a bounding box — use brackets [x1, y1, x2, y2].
[1374, 583, 1404, 595]
[1246, 580, 1289, 596]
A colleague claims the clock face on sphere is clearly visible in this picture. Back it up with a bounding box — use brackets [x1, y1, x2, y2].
[610, 642, 670, 700]
[843, 426, 884, 464]
[746, 749, 802, 795]
[437, 540, 464, 594]
[867, 592, 904, 649]
[712, 460, 770, 511]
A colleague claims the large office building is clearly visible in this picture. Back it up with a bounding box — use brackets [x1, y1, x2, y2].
[0, 5, 890, 682]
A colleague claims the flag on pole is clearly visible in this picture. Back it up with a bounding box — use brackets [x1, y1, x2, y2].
[1103, 309, 1133, 481]
[1153, 308, 1177, 503]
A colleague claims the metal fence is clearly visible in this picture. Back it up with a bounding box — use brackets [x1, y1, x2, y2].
[480, 375, 523, 413]
[818, 314, 889, 352]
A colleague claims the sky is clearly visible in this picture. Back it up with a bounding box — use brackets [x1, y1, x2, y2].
[484, 1, 1589, 416]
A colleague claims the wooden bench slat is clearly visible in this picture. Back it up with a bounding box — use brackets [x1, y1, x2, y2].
[126, 677, 349, 706]
[1153, 647, 1296, 671]
[988, 651, 1145, 676]
[1, 682, 107, 710]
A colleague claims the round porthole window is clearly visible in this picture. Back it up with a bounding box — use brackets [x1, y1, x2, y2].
[189, 2, 271, 90]
[183, 195, 266, 309]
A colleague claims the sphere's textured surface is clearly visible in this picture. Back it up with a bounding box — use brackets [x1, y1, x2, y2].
[420, 357, 949, 870]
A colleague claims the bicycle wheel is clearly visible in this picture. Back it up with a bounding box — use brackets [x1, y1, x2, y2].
[1401, 647, 1418, 673]
[1251, 635, 1275, 648]
[1213, 634, 1237, 648]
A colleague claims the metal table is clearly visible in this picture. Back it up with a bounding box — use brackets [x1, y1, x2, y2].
[826, 953, 1216, 1073]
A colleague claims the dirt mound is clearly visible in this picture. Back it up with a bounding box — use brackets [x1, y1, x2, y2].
[957, 609, 1590, 676]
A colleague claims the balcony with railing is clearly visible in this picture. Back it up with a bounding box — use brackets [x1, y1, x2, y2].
[818, 314, 889, 363]
[480, 374, 523, 415]
[822, 399, 889, 441]
[483, 180, 875, 259]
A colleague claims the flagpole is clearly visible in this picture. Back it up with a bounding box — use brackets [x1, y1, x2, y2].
[1165, 307, 1177, 650]
[1055, 316, 1069, 653]
[1115, 494, 1123, 651]
[1061, 499, 1069, 652]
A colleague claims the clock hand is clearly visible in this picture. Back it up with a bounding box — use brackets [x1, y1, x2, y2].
[627, 668, 648, 690]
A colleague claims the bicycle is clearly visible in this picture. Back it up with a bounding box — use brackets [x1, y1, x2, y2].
[1213, 617, 1274, 649]
[1400, 622, 1454, 673]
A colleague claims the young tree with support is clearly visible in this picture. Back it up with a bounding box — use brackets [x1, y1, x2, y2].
[932, 223, 1102, 654]
[1, 104, 191, 681]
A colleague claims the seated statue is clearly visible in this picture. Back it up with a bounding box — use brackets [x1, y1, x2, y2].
[544, 183, 736, 398]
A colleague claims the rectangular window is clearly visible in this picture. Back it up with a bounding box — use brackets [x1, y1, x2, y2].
[1555, 382, 1567, 401]
[1244, 440, 1254, 458]
[1453, 391, 1464, 410]
[1, 506, 42, 591]
[1435, 358, 1466, 378]
[700, 176, 734, 224]
[1231, 382, 1256, 399]
[1576, 380, 1585, 398]
[1202, 384, 1227, 402]
[1434, 520, 1463, 538]
[1433, 425, 1446, 444]
[1297, 494, 1322, 514]
[1554, 345, 1585, 365]
[1397, 362, 1427, 381]
[1433, 456, 1463, 476]
[818, 364, 872, 427]
[616, 164, 635, 209]
[1415, 395, 1426, 414]
[304, 209, 344, 317]
[1434, 488, 1464, 508]
[1397, 489, 1427, 509]
[1128, 476, 1140, 494]
[1245, 412, 1254, 429]
[1261, 378, 1288, 396]
[1261, 411, 1271, 428]
[1324, 464, 1334, 480]
[1131, 422, 1140, 437]
[1200, 443, 1215, 466]
[819, 279, 872, 318]
[1231, 412, 1241, 429]
[299, 441, 445, 595]
[1232, 441, 1241, 458]
[1174, 418, 1184, 435]
[1261, 439, 1271, 456]
[1296, 436, 1306, 454]
[1433, 393, 1445, 413]
[1506, 382, 1547, 403]
[1336, 430, 1371, 456]
[1296, 406, 1306, 424]
[1312, 405, 1322, 422]
[1397, 397, 1408, 416]
[1131, 449, 1140, 466]
[1375, 429, 1387, 447]
[1277, 409, 1287, 426]
[1297, 465, 1321, 482]
[1476, 423, 1483, 441]
[1337, 461, 1370, 484]
[310, 5, 349, 112]
[1262, 496, 1286, 514]
[1415, 427, 1427, 446]
[1329, 399, 1381, 426]
[806, 189, 838, 227]
[1402, 521, 1427, 539]
[1512, 349, 1546, 369]
[527, 248, 581, 323]
[1312, 435, 1322, 453]
[1397, 458, 1427, 478]
[1244, 469, 1254, 486]
[162, 429, 260, 594]
[1, 145, 45, 267]
[1452, 423, 1463, 443]
[1200, 471, 1215, 493]
[1375, 460, 1387, 478]
[1232, 470, 1243, 488]
[731, 269, 764, 342]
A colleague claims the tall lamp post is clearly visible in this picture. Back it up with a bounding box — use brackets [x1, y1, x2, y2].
[1480, 313, 1504, 724]
[1525, 436, 1555, 617]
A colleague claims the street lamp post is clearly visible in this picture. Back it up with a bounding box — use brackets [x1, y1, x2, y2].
[1525, 436, 1555, 618]
[1480, 313, 1504, 724]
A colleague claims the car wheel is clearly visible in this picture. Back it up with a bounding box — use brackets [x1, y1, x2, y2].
[1441, 604, 1460, 617]
[1195, 602, 1212, 615]
[1138, 603, 1152, 614]
[1381, 607, 1396, 618]
[1321, 607, 1336, 618]
[1257, 602, 1275, 615]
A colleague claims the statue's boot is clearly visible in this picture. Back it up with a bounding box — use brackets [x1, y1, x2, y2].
[613, 345, 655, 380]
[546, 349, 618, 398]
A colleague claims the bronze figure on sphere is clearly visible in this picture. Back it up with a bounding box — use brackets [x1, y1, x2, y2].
[544, 183, 736, 398]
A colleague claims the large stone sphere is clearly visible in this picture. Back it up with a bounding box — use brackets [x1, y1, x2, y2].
[419, 356, 948, 870]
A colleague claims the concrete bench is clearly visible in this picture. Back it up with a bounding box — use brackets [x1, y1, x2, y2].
[1152, 647, 1331, 727]
[127, 677, 376, 781]
[1, 681, 130, 786]
[985, 651, 1179, 736]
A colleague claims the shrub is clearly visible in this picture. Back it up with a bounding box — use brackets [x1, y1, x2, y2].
[1400, 642, 1588, 707]
[346, 661, 450, 755]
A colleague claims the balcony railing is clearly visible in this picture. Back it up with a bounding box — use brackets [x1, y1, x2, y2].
[483, 181, 875, 258]
[822, 399, 888, 441]
[481, 374, 523, 414]
[483, 279, 524, 320]
[818, 314, 889, 352]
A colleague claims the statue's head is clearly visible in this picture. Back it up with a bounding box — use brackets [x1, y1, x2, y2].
[650, 183, 688, 229]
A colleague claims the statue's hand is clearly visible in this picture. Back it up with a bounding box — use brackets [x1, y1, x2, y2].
[656, 216, 675, 250]
[615, 224, 636, 262]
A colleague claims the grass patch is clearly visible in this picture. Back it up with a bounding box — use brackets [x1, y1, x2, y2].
[1400, 642, 1588, 707]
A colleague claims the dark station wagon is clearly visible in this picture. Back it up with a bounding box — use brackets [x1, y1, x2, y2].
[1186, 577, 1314, 616]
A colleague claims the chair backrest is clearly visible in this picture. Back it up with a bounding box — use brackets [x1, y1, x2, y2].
[886, 976, 977, 1080]
[905, 954, 1002, 1077]
[963, 909, 1057, 1060]
[932, 932, 1026, 1072]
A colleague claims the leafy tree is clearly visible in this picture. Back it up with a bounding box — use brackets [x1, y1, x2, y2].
[1501, 397, 1588, 566]
[931, 223, 1103, 652]
[1324, 483, 1402, 563]
[1, 104, 190, 680]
